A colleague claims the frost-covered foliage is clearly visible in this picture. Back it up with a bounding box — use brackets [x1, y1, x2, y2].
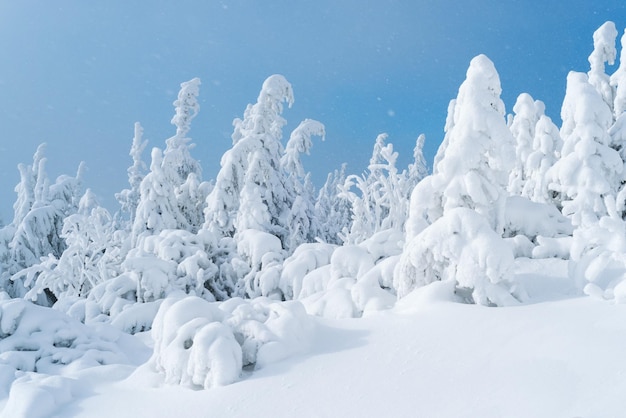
[150, 295, 314, 388]
[407, 54, 515, 239]
[340, 133, 424, 244]
[547, 71, 622, 227]
[395, 208, 517, 306]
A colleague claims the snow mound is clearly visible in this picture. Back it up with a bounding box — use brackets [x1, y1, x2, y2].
[0, 297, 146, 378]
[150, 295, 315, 389]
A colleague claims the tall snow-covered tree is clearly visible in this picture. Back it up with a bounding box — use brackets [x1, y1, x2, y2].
[588, 21, 618, 113]
[547, 71, 622, 227]
[116, 122, 148, 224]
[508, 93, 545, 196]
[204, 75, 294, 240]
[281, 118, 326, 250]
[315, 164, 351, 245]
[131, 148, 188, 246]
[132, 78, 210, 244]
[396, 54, 518, 306]
[521, 114, 563, 204]
[404, 134, 429, 193]
[611, 28, 626, 118]
[407, 54, 515, 237]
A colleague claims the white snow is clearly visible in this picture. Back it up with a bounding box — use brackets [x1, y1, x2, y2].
[17, 280, 626, 418]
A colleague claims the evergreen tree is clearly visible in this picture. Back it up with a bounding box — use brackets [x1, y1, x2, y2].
[408, 54, 515, 236]
[547, 71, 622, 227]
[610, 28, 626, 118]
[281, 119, 326, 250]
[508, 93, 545, 196]
[315, 164, 351, 245]
[521, 114, 563, 204]
[588, 21, 618, 113]
[116, 122, 148, 224]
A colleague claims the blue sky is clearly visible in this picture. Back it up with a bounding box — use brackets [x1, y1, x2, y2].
[0, 1, 624, 220]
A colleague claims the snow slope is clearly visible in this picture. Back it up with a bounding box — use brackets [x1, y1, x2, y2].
[22, 268, 623, 418]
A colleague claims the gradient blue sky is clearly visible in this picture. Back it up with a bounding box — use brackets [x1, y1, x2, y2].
[0, 1, 625, 220]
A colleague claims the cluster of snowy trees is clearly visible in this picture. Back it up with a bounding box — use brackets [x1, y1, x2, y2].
[1, 21, 626, 388]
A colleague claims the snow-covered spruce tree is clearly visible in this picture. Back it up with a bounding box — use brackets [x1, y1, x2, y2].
[132, 78, 211, 245]
[406, 54, 515, 238]
[588, 21, 618, 113]
[546, 71, 622, 227]
[203, 75, 297, 299]
[1, 144, 84, 302]
[507, 93, 546, 196]
[521, 114, 563, 204]
[204, 75, 327, 299]
[396, 55, 517, 306]
[314, 163, 351, 245]
[232, 75, 297, 298]
[611, 27, 626, 118]
[404, 134, 429, 195]
[116, 122, 148, 225]
[163, 77, 211, 232]
[280, 118, 326, 250]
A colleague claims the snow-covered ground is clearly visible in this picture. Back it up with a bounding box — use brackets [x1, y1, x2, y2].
[1, 259, 624, 418]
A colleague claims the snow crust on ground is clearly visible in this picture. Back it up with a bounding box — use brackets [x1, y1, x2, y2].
[0, 259, 619, 418]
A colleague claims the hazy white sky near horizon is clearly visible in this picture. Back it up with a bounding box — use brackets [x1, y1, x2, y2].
[0, 1, 624, 220]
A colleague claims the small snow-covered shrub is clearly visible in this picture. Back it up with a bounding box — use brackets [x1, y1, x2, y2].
[150, 295, 315, 389]
[293, 231, 401, 318]
[394, 208, 517, 306]
[221, 297, 314, 368]
[279, 242, 336, 300]
[570, 205, 626, 300]
[235, 229, 285, 298]
[0, 297, 147, 383]
[504, 196, 573, 240]
[151, 296, 239, 389]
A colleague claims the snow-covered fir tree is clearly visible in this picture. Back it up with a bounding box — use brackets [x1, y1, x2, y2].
[315, 163, 351, 245]
[116, 122, 148, 225]
[546, 71, 622, 227]
[611, 28, 626, 118]
[281, 118, 326, 250]
[508, 93, 545, 196]
[406, 54, 515, 238]
[397, 54, 517, 306]
[588, 21, 618, 113]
